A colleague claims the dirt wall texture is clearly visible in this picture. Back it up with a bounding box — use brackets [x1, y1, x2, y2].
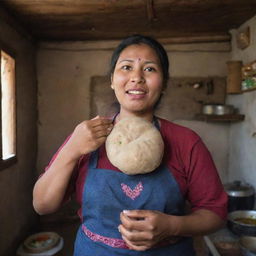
[0, 7, 38, 256]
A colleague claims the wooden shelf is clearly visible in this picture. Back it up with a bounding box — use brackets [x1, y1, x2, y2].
[242, 87, 256, 93]
[195, 114, 245, 122]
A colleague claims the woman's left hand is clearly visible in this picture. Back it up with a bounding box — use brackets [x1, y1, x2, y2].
[119, 208, 225, 251]
[119, 210, 177, 251]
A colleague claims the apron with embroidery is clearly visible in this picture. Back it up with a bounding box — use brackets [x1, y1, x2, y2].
[73, 147, 196, 256]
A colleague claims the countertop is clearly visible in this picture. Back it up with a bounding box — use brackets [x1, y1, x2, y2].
[204, 227, 243, 256]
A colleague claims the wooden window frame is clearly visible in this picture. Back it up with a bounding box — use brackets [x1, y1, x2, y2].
[0, 43, 17, 171]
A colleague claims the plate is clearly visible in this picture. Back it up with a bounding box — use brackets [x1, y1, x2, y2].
[23, 232, 60, 253]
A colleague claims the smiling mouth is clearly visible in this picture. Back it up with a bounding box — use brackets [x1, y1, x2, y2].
[126, 90, 146, 95]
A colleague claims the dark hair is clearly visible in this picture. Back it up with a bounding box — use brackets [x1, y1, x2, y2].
[110, 34, 170, 89]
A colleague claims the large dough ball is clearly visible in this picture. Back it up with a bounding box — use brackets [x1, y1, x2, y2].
[105, 117, 164, 175]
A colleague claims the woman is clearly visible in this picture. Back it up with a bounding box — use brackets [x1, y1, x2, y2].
[33, 35, 227, 255]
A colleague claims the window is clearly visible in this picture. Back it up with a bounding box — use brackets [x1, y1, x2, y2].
[0, 49, 17, 170]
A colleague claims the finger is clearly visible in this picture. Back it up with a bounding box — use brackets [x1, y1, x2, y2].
[122, 236, 149, 251]
[91, 115, 112, 120]
[91, 115, 99, 120]
[92, 123, 113, 133]
[90, 117, 113, 127]
[122, 233, 144, 246]
[92, 123, 113, 137]
[93, 128, 112, 139]
[118, 225, 150, 242]
[120, 212, 147, 231]
[123, 209, 153, 219]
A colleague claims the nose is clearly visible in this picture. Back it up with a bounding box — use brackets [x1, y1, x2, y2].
[130, 69, 145, 84]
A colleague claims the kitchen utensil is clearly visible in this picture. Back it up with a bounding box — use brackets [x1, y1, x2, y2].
[224, 181, 255, 212]
[202, 104, 235, 115]
[227, 210, 256, 236]
[239, 236, 256, 256]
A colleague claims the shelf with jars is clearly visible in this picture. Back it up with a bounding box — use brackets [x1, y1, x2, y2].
[241, 60, 256, 92]
[226, 60, 256, 94]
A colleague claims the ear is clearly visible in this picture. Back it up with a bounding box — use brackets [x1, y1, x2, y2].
[110, 74, 114, 89]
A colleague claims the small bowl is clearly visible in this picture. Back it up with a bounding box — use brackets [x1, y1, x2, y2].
[202, 104, 235, 115]
[227, 210, 256, 236]
[239, 236, 256, 256]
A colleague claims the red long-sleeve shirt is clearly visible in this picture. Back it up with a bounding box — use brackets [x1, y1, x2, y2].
[44, 117, 227, 220]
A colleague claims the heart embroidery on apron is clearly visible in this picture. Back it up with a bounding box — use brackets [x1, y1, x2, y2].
[121, 182, 143, 200]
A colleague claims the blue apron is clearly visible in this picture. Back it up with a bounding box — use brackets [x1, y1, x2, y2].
[74, 120, 196, 256]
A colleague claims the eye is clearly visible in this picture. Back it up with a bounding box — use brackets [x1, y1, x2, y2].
[144, 66, 156, 72]
[121, 65, 132, 71]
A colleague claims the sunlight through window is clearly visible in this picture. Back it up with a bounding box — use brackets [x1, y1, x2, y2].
[1, 50, 16, 160]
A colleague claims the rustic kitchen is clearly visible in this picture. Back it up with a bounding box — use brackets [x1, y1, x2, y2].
[0, 1, 256, 256]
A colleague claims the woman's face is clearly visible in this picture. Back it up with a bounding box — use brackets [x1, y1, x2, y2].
[111, 43, 164, 117]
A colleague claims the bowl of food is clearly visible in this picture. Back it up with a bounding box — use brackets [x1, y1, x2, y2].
[228, 210, 256, 236]
[239, 236, 256, 256]
[23, 232, 60, 253]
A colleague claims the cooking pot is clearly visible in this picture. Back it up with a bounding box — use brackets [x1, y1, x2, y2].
[228, 210, 256, 236]
[202, 104, 235, 115]
[224, 181, 255, 212]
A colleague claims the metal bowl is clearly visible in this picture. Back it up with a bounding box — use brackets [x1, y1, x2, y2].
[202, 104, 235, 115]
[228, 210, 256, 236]
[239, 236, 256, 256]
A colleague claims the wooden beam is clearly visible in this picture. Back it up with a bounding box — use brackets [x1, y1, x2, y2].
[146, 0, 157, 22]
[159, 34, 231, 44]
[0, 6, 34, 43]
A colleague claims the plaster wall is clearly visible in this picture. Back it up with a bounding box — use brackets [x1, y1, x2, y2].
[37, 41, 230, 182]
[0, 8, 38, 256]
[227, 15, 256, 187]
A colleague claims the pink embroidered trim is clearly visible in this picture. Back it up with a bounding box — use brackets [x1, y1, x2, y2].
[121, 182, 143, 200]
[82, 225, 128, 249]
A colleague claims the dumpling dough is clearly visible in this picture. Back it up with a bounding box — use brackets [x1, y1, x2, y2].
[105, 117, 164, 175]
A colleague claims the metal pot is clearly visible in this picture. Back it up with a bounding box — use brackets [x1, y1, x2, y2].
[224, 181, 255, 212]
[202, 104, 235, 115]
[239, 236, 256, 256]
[228, 210, 256, 236]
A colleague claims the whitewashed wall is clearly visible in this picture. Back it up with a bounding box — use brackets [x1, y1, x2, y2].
[227, 15, 256, 188]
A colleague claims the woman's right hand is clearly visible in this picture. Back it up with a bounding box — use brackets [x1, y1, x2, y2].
[33, 116, 113, 215]
[65, 115, 113, 160]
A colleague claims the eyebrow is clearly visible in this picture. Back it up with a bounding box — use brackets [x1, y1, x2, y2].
[118, 59, 158, 65]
